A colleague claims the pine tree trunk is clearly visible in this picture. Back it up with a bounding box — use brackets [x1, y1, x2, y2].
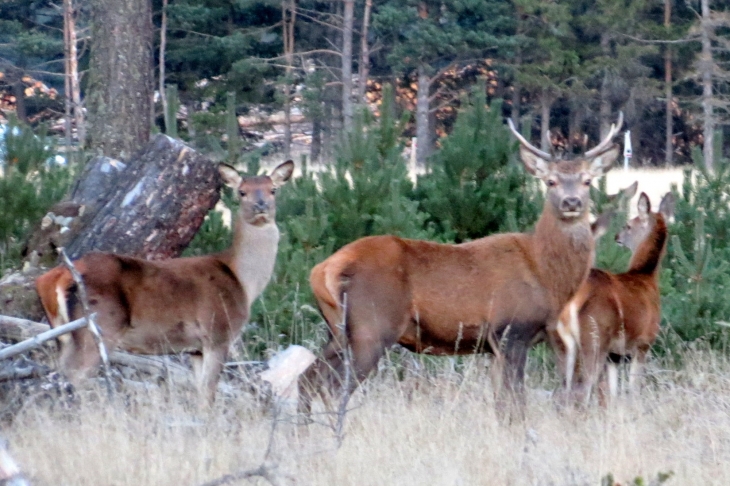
[664, 0, 673, 165]
[63, 0, 84, 147]
[357, 0, 372, 104]
[599, 33, 612, 140]
[416, 65, 431, 166]
[700, 0, 714, 173]
[540, 91, 552, 153]
[342, 0, 354, 132]
[87, 0, 153, 161]
[282, 1, 296, 158]
[160, 0, 169, 135]
[311, 116, 322, 163]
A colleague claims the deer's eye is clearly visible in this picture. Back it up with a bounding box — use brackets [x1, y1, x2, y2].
[584, 179, 592, 186]
[270, 188, 277, 195]
[239, 190, 247, 197]
[546, 179, 557, 187]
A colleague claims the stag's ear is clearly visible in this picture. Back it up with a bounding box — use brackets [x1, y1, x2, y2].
[659, 192, 676, 222]
[591, 209, 615, 240]
[218, 163, 242, 189]
[270, 160, 294, 187]
[518, 145, 551, 178]
[586, 144, 620, 177]
[637, 192, 651, 220]
[621, 180, 638, 200]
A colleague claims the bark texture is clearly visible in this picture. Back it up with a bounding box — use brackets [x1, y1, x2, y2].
[64, 134, 221, 260]
[86, 0, 153, 160]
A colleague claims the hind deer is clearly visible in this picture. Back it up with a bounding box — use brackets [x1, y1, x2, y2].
[300, 114, 624, 413]
[35, 160, 294, 404]
[554, 191, 675, 405]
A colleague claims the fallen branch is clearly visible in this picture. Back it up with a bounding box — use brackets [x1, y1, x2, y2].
[0, 315, 92, 361]
[59, 248, 113, 397]
[0, 316, 50, 342]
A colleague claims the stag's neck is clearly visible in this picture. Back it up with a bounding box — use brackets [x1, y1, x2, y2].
[628, 217, 668, 276]
[225, 218, 280, 309]
[533, 209, 594, 308]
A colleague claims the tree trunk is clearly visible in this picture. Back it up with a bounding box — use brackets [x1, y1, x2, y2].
[664, 0, 673, 165]
[342, 0, 355, 132]
[311, 115, 322, 164]
[282, 1, 296, 158]
[87, 0, 153, 160]
[12, 80, 26, 123]
[599, 33, 612, 140]
[416, 65, 431, 166]
[357, 0, 373, 104]
[540, 90, 553, 153]
[160, 0, 169, 135]
[700, 0, 714, 173]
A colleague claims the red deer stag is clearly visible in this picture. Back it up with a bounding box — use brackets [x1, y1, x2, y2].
[35, 160, 294, 404]
[554, 191, 675, 404]
[300, 114, 624, 411]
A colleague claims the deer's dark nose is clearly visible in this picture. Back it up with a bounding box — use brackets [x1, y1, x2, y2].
[560, 197, 582, 213]
[253, 200, 269, 213]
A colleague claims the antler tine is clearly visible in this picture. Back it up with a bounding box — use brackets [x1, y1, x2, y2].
[507, 118, 551, 160]
[585, 111, 624, 157]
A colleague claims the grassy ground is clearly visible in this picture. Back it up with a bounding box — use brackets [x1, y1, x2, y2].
[5, 347, 730, 486]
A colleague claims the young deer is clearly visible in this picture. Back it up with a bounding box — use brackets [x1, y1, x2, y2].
[554, 191, 675, 404]
[35, 160, 294, 404]
[300, 115, 624, 412]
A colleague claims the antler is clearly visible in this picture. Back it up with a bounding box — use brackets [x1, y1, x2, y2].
[584, 111, 624, 158]
[507, 118, 552, 160]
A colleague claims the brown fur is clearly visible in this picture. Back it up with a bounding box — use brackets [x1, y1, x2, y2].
[554, 192, 674, 404]
[35, 160, 294, 404]
[301, 139, 622, 412]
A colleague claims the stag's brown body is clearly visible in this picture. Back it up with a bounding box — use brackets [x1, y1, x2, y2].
[35, 160, 294, 404]
[555, 192, 674, 403]
[303, 117, 623, 408]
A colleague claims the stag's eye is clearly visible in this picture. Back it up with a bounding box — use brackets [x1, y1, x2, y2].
[239, 190, 247, 197]
[584, 179, 592, 186]
[270, 188, 277, 195]
[546, 179, 557, 187]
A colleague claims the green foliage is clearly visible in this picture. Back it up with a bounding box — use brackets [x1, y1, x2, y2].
[661, 155, 730, 346]
[0, 117, 72, 272]
[414, 85, 542, 241]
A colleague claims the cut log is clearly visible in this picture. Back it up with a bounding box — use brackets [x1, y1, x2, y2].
[260, 345, 316, 408]
[0, 316, 50, 342]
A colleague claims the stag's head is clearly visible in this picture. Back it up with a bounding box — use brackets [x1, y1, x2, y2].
[616, 192, 675, 253]
[508, 114, 623, 221]
[218, 160, 294, 226]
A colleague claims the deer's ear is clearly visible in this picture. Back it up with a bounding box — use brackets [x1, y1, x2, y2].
[659, 192, 676, 222]
[270, 160, 294, 187]
[591, 210, 615, 240]
[637, 192, 651, 220]
[622, 181, 638, 200]
[218, 163, 242, 189]
[518, 145, 550, 179]
[586, 144, 620, 177]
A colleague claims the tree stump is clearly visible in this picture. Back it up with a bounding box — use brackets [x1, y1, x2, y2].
[5, 134, 221, 320]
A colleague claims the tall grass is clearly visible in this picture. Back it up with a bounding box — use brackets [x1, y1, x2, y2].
[6, 346, 730, 485]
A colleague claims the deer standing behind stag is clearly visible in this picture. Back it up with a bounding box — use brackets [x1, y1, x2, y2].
[35, 160, 294, 405]
[299, 114, 625, 414]
[554, 191, 675, 405]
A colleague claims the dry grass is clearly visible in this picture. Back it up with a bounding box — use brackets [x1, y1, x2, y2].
[4, 349, 730, 486]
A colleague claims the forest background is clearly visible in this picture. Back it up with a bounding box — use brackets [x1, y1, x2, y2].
[1, 0, 730, 360]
